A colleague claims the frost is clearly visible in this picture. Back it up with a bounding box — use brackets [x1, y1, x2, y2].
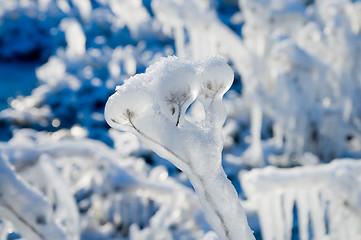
[105, 55, 254, 240]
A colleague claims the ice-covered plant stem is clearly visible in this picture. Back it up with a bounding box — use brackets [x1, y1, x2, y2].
[105, 56, 255, 240]
[0, 155, 68, 240]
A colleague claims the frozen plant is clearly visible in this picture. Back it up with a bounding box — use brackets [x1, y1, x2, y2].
[105, 55, 255, 240]
[236, 0, 361, 164]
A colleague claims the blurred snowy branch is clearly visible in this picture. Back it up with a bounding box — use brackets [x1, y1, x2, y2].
[0, 154, 70, 240]
[0, 129, 216, 239]
[242, 159, 361, 240]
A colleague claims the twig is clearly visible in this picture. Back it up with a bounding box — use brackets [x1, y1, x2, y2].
[0, 196, 45, 240]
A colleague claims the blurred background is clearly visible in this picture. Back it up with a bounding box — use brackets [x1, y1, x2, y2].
[0, 0, 361, 239]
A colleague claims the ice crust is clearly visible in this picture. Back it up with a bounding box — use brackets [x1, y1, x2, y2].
[105, 56, 254, 240]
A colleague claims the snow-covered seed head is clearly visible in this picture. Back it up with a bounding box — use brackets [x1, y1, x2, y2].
[109, 108, 135, 125]
[197, 56, 234, 103]
[165, 90, 191, 126]
[105, 55, 233, 132]
[151, 58, 198, 126]
[200, 81, 224, 100]
[124, 109, 134, 120]
[105, 90, 152, 130]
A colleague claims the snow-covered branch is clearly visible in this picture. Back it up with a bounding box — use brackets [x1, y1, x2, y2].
[0, 154, 69, 240]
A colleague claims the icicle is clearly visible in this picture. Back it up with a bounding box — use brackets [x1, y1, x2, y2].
[271, 191, 286, 240]
[282, 190, 295, 240]
[174, 24, 186, 59]
[308, 188, 326, 239]
[258, 194, 275, 240]
[242, 103, 264, 167]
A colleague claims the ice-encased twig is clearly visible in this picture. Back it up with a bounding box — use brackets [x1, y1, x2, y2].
[105, 56, 255, 240]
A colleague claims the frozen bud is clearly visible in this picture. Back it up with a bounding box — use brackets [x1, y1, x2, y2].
[105, 89, 153, 130]
[149, 57, 198, 126]
[197, 56, 234, 104]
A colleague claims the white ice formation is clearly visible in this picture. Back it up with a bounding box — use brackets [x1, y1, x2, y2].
[242, 159, 361, 240]
[105, 55, 255, 240]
